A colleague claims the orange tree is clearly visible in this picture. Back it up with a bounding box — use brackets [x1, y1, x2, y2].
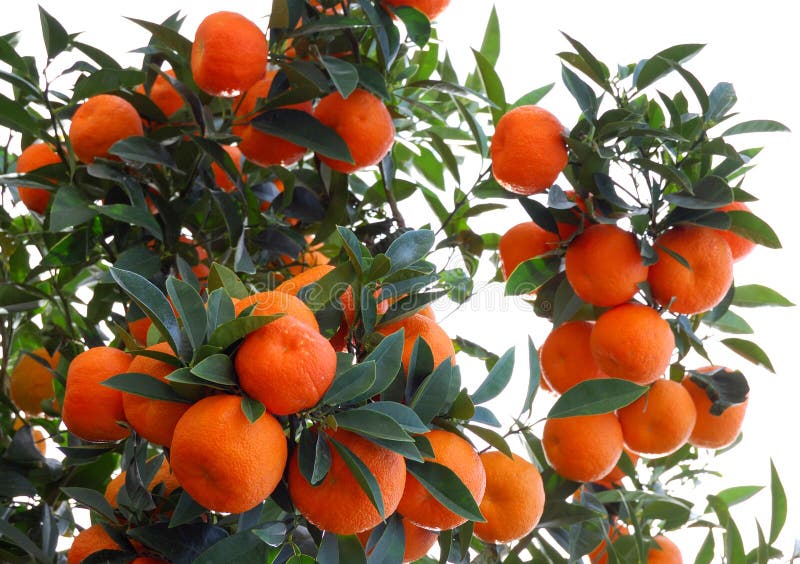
[0, 2, 794, 562]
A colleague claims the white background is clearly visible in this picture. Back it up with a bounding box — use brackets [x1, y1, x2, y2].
[3, 1, 799, 559]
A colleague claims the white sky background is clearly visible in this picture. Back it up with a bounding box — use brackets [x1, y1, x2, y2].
[3, 0, 800, 560]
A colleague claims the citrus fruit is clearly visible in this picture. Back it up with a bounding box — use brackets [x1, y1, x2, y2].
[191, 11, 267, 97]
[588, 524, 629, 564]
[211, 144, 243, 192]
[565, 223, 649, 307]
[554, 189, 589, 240]
[104, 456, 181, 509]
[539, 321, 607, 394]
[715, 201, 757, 261]
[274, 264, 336, 296]
[288, 428, 406, 534]
[170, 394, 288, 513]
[235, 315, 337, 415]
[590, 303, 674, 385]
[542, 413, 624, 483]
[357, 517, 438, 562]
[682, 367, 748, 449]
[376, 313, 455, 371]
[9, 347, 61, 415]
[498, 221, 560, 280]
[397, 429, 486, 530]
[473, 451, 545, 543]
[313, 88, 395, 173]
[135, 69, 183, 120]
[69, 94, 144, 163]
[15, 142, 62, 214]
[67, 524, 123, 564]
[62, 346, 131, 442]
[648, 224, 733, 314]
[234, 289, 320, 331]
[648, 534, 683, 563]
[490, 105, 568, 195]
[595, 446, 639, 488]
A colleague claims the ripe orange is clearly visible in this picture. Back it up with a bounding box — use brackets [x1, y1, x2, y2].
[542, 413, 624, 483]
[9, 347, 61, 415]
[473, 452, 545, 543]
[715, 202, 757, 261]
[565, 223, 649, 307]
[498, 221, 560, 280]
[588, 524, 628, 564]
[397, 429, 486, 531]
[135, 69, 183, 120]
[617, 379, 697, 456]
[235, 315, 337, 415]
[170, 394, 287, 514]
[211, 144, 243, 192]
[282, 248, 331, 277]
[539, 321, 607, 394]
[122, 342, 190, 447]
[67, 524, 122, 564]
[383, 0, 451, 20]
[590, 303, 674, 385]
[490, 105, 568, 195]
[313, 88, 395, 173]
[274, 264, 336, 296]
[128, 316, 152, 346]
[288, 428, 406, 534]
[69, 94, 144, 163]
[15, 143, 62, 214]
[682, 367, 748, 449]
[554, 190, 589, 240]
[648, 534, 683, 563]
[105, 456, 181, 509]
[357, 517, 438, 563]
[62, 347, 131, 442]
[648, 225, 733, 314]
[233, 70, 313, 167]
[595, 446, 639, 488]
[191, 11, 267, 97]
[233, 290, 320, 331]
[376, 313, 455, 371]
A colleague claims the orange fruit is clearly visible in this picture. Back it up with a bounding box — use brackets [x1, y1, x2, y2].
[12, 418, 47, 455]
[648, 534, 683, 563]
[590, 303, 674, 385]
[313, 88, 395, 173]
[62, 347, 131, 442]
[191, 11, 267, 97]
[539, 321, 607, 394]
[275, 264, 336, 296]
[288, 428, 406, 534]
[235, 315, 337, 415]
[490, 105, 568, 195]
[565, 223, 649, 307]
[283, 249, 331, 277]
[67, 524, 122, 564]
[128, 316, 152, 346]
[104, 456, 181, 509]
[132, 558, 169, 564]
[588, 524, 629, 564]
[15, 143, 62, 214]
[69, 94, 144, 163]
[234, 290, 320, 331]
[682, 367, 748, 449]
[122, 342, 191, 447]
[542, 413, 624, 483]
[397, 429, 486, 531]
[473, 452, 545, 543]
[376, 313, 455, 372]
[648, 225, 733, 314]
[233, 70, 313, 167]
[554, 189, 589, 240]
[9, 347, 61, 415]
[498, 221, 560, 280]
[170, 394, 288, 514]
[715, 201, 757, 261]
[357, 517, 438, 562]
[383, 0, 451, 20]
[178, 235, 210, 283]
[211, 144, 243, 192]
[595, 446, 639, 488]
[617, 379, 697, 456]
[135, 69, 183, 120]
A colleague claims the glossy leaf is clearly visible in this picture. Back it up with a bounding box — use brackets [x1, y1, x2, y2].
[252, 109, 353, 163]
[732, 284, 794, 308]
[720, 338, 775, 373]
[470, 347, 514, 404]
[406, 460, 484, 522]
[548, 379, 648, 419]
[328, 436, 385, 518]
[505, 256, 560, 296]
[321, 56, 359, 99]
[769, 459, 787, 543]
[166, 277, 207, 353]
[103, 372, 191, 403]
[190, 354, 236, 387]
[323, 362, 377, 406]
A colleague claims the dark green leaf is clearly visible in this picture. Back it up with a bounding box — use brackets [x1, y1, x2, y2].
[168, 491, 208, 528]
[0, 94, 42, 137]
[548, 379, 648, 418]
[109, 136, 178, 169]
[359, 402, 428, 434]
[337, 226, 365, 273]
[393, 6, 431, 47]
[166, 277, 206, 352]
[706, 495, 745, 563]
[511, 83, 555, 108]
[406, 460, 484, 523]
[321, 56, 359, 99]
[521, 336, 541, 416]
[194, 530, 269, 563]
[721, 338, 775, 373]
[464, 424, 512, 457]
[73, 68, 144, 100]
[726, 209, 781, 249]
[334, 408, 414, 443]
[360, 331, 404, 397]
[705, 82, 737, 125]
[207, 314, 282, 349]
[385, 229, 434, 274]
[97, 204, 164, 241]
[103, 372, 191, 403]
[561, 64, 598, 120]
[190, 354, 236, 386]
[559, 33, 609, 88]
[665, 176, 732, 209]
[0, 519, 49, 563]
[473, 49, 506, 124]
[128, 523, 228, 564]
[687, 367, 750, 414]
[252, 108, 353, 163]
[505, 256, 560, 296]
[328, 436, 385, 518]
[470, 347, 514, 404]
[207, 263, 250, 299]
[634, 44, 705, 90]
[60, 487, 118, 524]
[39, 6, 69, 59]
[409, 361, 453, 424]
[241, 396, 266, 423]
[323, 361, 377, 405]
[126, 17, 193, 59]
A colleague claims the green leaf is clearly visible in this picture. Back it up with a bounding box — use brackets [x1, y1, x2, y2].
[334, 408, 414, 443]
[706, 82, 737, 125]
[337, 226, 365, 274]
[470, 347, 514, 404]
[195, 530, 269, 562]
[241, 396, 266, 423]
[477, 5, 500, 65]
[73, 68, 144, 100]
[473, 49, 506, 124]
[385, 229, 434, 274]
[634, 43, 705, 90]
[110, 267, 181, 355]
[665, 176, 732, 209]
[687, 368, 749, 415]
[453, 96, 489, 157]
[207, 263, 250, 299]
[207, 315, 282, 349]
[59, 487, 118, 524]
[126, 16, 192, 59]
[722, 119, 791, 136]
[360, 331, 404, 397]
[732, 284, 794, 307]
[464, 424, 512, 457]
[548, 379, 648, 418]
[320, 56, 359, 99]
[39, 6, 69, 60]
[190, 354, 236, 387]
[769, 459, 787, 543]
[0, 519, 49, 564]
[103, 372, 191, 403]
[251, 109, 353, 163]
[721, 338, 775, 373]
[359, 402, 428, 434]
[559, 33, 609, 89]
[504, 256, 560, 296]
[206, 288, 235, 335]
[706, 495, 745, 563]
[328, 436, 386, 518]
[323, 362, 377, 406]
[511, 83, 555, 108]
[166, 277, 207, 353]
[726, 209, 781, 249]
[0, 94, 40, 136]
[409, 361, 453, 424]
[109, 136, 178, 169]
[97, 204, 164, 241]
[406, 460, 484, 522]
[299, 431, 332, 486]
[521, 337, 541, 417]
[562, 64, 599, 120]
[393, 6, 431, 47]
[706, 486, 763, 511]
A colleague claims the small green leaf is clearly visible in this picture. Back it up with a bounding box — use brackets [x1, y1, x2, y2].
[60, 487, 118, 524]
[103, 372, 191, 404]
[190, 354, 236, 386]
[320, 56, 359, 99]
[323, 362, 377, 406]
[548, 379, 648, 418]
[0, 94, 41, 136]
[473, 49, 506, 124]
[470, 347, 514, 405]
[406, 460, 484, 522]
[334, 408, 414, 443]
[252, 109, 353, 163]
[732, 284, 794, 308]
[337, 226, 366, 273]
[464, 424, 512, 457]
[521, 337, 541, 417]
[705, 82, 737, 124]
[39, 6, 69, 59]
[561, 64, 598, 120]
[241, 396, 266, 423]
[720, 338, 775, 373]
[511, 83, 555, 108]
[634, 43, 705, 90]
[505, 256, 560, 296]
[359, 402, 428, 434]
[126, 16, 192, 59]
[97, 204, 164, 241]
[328, 436, 385, 518]
[169, 491, 208, 528]
[392, 6, 431, 47]
[409, 361, 453, 424]
[769, 459, 787, 543]
[207, 263, 250, 299]
[166, 277, 207, 353]
[48, 184, 96, 231]
[360, 331, 403, 397]
[687, 367, 750, 414]
[722, 119, 790, 136]
[207, 315, 282, 349]
[109, 136, 178, 169]
[385, 229, 434, 274]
